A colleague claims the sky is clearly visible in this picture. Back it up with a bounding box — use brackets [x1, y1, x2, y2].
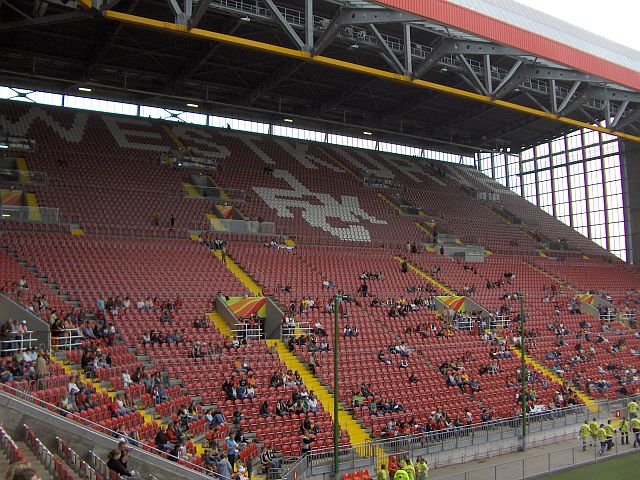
[514, 0, 640, 52]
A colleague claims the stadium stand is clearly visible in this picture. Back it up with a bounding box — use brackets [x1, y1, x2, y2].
[0, 99, 639, 479]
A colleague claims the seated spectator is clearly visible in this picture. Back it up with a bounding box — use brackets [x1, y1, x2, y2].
[260, 443, 282, 471]
[378, 350, 392, 365]
[107, 450, 134, 477]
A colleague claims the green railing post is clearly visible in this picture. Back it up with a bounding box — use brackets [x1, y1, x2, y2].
[334, 294, 341, 478]
[520, 293, 527, 451]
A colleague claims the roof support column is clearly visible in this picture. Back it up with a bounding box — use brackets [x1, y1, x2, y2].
[403, 24, 412, 75]
[483, 54, 492, 95]
[262, 0, 305, 50]
[550, 79, 557, 114]
[305, 0, 314, 50]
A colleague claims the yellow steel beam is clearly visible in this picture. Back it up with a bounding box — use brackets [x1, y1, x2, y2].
[77, 0, 92, 9]
[103, 10, 640, 144]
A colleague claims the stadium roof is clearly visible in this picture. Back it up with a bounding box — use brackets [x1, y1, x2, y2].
[1, 0, 640, 154]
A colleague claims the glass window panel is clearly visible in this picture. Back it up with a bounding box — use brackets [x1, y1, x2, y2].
[605, 181, 621, 195]
[604, 167, 621, 182]
[552, 153, 566, 166]
[572, 199, 587, 213]
[569, 162, 584, 176]
[583, 129, 599, 145]
[585, 145, 600, 158]
[607, 193, 624, 209]
[551, 137, 565, 153]
[589, 211, 605, 226]
[588, 183, 603, 200]
[556, 202, 570, 217]
[567, 131, 582, 149]
[538, 180, 552, 194]
[536, 143, 549, 156]
[603, 155, 620, 169]
[537, 156, 550, 169]
[586, 159, 601, 173]
[602, 142, 618, 155]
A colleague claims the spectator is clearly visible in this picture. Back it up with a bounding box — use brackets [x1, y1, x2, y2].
[107, 450, 134, 477]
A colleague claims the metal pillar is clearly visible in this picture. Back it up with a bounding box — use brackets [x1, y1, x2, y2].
[333, 294, 340, 477]
[520, 293, 527, 451]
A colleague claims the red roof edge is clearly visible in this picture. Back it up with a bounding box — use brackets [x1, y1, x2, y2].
[373, 0, 640, 91]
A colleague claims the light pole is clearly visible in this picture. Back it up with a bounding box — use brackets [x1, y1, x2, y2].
[520, 293, 527, 451]
[333, 294, 341, 477]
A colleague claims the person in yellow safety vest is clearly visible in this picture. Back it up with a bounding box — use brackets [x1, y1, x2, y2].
[631, 416, 640, 448]
[620, 418, 629, 445]
[414, 456, 429, 480]
[377, 464, 389, 480]
[604, 420, 615, 451]
[394, 466, 410, 480]
[579, 421, 591, 451]
[589, 418, 599, 445]
[629, 400, 639, 419]
[597, 424, 608, 455]
[401, 457, 415, 480]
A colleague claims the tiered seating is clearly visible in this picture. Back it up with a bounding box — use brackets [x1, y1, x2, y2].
[153, 341, 351, 455]
[531, 257, 640, 305]
[1, 99, 640, 452]
[0, 250, 68, 324]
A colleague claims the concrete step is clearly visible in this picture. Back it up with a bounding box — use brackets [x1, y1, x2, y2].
[14, 440, 55, 480]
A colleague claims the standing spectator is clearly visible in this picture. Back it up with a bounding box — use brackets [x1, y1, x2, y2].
[217, 453, 232, 480]
[225, 435, 238, 468]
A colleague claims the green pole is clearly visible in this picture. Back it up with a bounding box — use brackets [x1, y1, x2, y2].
[520, 293, 527, 451]
[334, 295, 340, 477]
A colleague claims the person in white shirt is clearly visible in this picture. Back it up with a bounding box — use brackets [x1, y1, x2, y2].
[136, 300, 145, 310]
[122, 370, 133, 388]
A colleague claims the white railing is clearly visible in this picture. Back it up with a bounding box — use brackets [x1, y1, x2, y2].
[0, 205, 59, 223]
[0, 330, 36, 354]
[51, 329, 84, 351]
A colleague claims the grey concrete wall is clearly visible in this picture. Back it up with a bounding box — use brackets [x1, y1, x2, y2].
[620, 140, 640, 264]
[0, 293, 50, 350]
[0, 390, 209, 480]
[265, 297, 283, 339]
[216, 294, 237, 330]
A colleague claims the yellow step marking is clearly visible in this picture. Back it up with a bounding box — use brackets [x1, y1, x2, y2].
[315, 147, 363, 183]
[376, 192, 403, 214]
[24, 192, 41, 221]
[523, 260, 574, 291]
[183, 183, 202, 198]
[394, 256, 455, 295]
[207, 311, 232, 338]
[510, 347, 598, 413]
[206, 213, 227, 232]
[15, 157, 30, 184]
[162, 125, 187, 151]
[266, 340, 384, 462]
[208, 176, 229, 200]
[70, 228, 85, 236]
[212, 250, 262, 295]
[413, 221, 432, 236]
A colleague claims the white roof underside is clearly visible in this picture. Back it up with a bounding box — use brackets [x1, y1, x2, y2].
[446, 0, 640, 73]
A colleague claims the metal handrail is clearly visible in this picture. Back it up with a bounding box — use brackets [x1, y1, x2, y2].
[0, 383, 224, 480]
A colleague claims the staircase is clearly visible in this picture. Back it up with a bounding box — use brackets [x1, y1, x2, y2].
[266, 340, 384, 462]
[522, 260, 575, 291]
[213, 250, 262, 296]
[510, 347, 598, 413]
[14, 440, 58, 480]
[395, 256, 455, 295]
[207, 311, 233, 338]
